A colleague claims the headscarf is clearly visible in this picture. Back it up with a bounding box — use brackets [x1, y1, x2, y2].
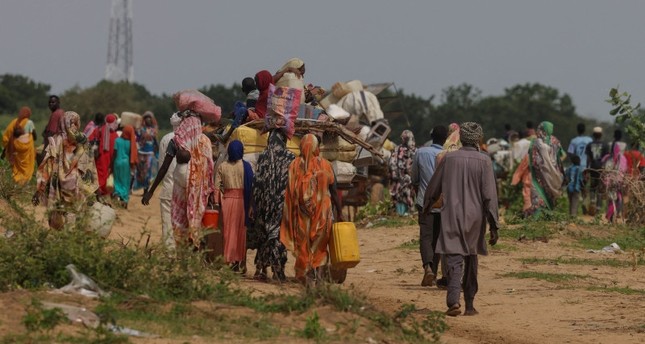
[255, 70, 274, 118]
[4, 107, 32, 162]
[300, 133, 321, 172]
[18, 106, 31, 122]
[527, 121, 565, 209]
[60, 111, 84, 144]
[279, 58, 305, 73]
[400, 130, 416, 149]
[536, 121, 553, 142]
[228, 140, 254, 226]
[102, 114, 118, 151]
[459, 122, 483, 148]
[120, 125, 138, 164]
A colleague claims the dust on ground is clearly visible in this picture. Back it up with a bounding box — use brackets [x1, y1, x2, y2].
[1, 190, 644, 343]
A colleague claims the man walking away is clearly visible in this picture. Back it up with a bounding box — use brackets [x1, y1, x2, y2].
[411, 125, 447, 287]
[567, 123, 592, 168]
[585, 127, 609, 215]
[424, 122, 499, 317]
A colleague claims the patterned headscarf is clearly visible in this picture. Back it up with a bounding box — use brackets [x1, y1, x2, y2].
[537, 121, 553, 143]
[400, 130, 416, 149]
[60, 111, 84, 144]
[459, 122, 483, 148]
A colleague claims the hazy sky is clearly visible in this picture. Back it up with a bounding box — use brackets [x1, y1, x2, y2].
[2, 0, 645, 121]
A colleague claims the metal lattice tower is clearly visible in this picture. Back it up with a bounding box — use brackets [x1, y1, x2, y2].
[105, 0, 133, 82]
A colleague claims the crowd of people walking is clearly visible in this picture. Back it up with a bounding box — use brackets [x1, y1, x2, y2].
[4, 57, 644, 317]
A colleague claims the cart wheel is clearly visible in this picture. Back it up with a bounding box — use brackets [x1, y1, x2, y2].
[329, 267, 347, 284]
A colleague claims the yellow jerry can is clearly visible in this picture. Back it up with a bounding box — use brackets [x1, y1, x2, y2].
[329, 222, 360, 269]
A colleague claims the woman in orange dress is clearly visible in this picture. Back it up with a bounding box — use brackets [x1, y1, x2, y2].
[280, 134, 343, 283]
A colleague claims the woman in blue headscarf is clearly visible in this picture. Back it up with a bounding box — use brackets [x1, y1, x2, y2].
[214, 140, 254, 272]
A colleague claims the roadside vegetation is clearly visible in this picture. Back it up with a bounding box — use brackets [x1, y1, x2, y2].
[0, 164, 446, 343]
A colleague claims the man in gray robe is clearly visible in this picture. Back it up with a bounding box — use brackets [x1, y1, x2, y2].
[423, 122, 499, 316]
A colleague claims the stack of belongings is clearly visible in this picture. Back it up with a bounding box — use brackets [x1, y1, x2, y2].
[317, 80, 391, 181]
[318, 105, 357, 185]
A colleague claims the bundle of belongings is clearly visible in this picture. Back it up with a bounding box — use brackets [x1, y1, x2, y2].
[227, 79, 392, 185]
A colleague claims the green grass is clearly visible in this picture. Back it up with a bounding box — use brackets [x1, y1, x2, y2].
[586, 286, 645, 295]
[499, 222, 554, 241]
[569, 227, 645, 251]
[502, 271, 591, 283]
[490, 242, 519, 252]
[519, 256, 639, 268]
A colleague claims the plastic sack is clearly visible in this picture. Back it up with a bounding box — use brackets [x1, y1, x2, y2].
[337, 90, 384, 125]
[265, 85, 302, 139]
[173, 89, 222, 124]
[89, 202, 116, 238]
[55, 264, 109, 298]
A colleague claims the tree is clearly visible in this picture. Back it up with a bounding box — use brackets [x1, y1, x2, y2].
[0, 74, 51, 115]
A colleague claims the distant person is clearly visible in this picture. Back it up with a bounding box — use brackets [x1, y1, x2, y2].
[33, 111, 99, 229]
[112, 125, 138, 208]
[274, 58, 305, 86]
[2, 106, 36, 185]
[242, 77, 259, 109]
[157, 113, 182, 250]
[611, 129, 627, 155]
[42, 95, 64, 151]
[567, 123, 592, 168]
[88, 114, 118, 196]
[134, 111, 159, 193]
[602, 143, 627, 223]
[253, 70, 274, 118]
[624, 142, 645, 178]
[502, 123, 518, 142]
[411, 125, 447, 287]
[585, 127, 609, 215]
[525, 121, 536, 138]
[512, 122, 565, 217]
[423, 122, 499, 317]
[512, 131, 531, 163]
[389, 130, 417, 216]
[565, 155, 584, 217]
[83, 112, 105, 137]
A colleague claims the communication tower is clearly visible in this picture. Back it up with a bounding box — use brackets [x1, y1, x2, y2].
[105, 0, 133, 82]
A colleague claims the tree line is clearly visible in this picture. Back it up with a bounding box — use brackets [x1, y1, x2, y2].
[0, 73, 611, 146]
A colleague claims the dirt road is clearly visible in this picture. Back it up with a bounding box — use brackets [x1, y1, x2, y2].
[24, 191, 645, 343]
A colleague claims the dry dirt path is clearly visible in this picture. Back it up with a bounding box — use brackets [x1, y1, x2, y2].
[24, 191, 645, 343]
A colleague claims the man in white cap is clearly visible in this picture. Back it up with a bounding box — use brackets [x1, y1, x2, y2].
[157, 112, 182, 250]
[585, 126, 609, 215]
